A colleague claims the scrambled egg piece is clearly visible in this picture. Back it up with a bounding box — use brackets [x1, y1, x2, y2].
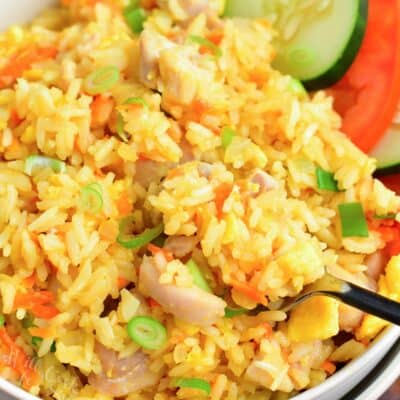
[277, 242, 325, 291]
[356, 255, 400, 341]
[288, 296, 339, 342]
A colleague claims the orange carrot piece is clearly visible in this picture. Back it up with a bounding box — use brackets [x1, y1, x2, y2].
[206, 31, 224, 46]
[0, 46, 58, 89]
[147, 243, 174, 262]
[23, 273, 36, 289]
[28, 327, 54, 339]
[14, 290, 59, 320]
[90, 95, 114, 129]
[30, 304, 59, 320]
[231, 279, 268, 306]
[116, 191, 133, 216]
[8, 109, 23, 128]
[214, 183, 233, 219]
[262, 322, 273, 338]
[117, 277, 129, 290]
[148, 297, 161, 308]
[322, 360, 336, 375]
[99, 219, 118, 241]
[0, 328, 39, 389]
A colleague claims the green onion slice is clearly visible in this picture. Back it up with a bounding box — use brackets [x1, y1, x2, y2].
[124, 7, 147, 34]
[288, 77, 307, 97]
[80, 183, 103, 214]
[186, 259, 211, 293]
[22, 314, 35, 329]
[171, 377, 211, 395]
[189, 35, 222, 58]
[224, 307, 247, 318]
[31, 336, 43, 347]
[374, 213, 397, 220]
[151, 233, 167, 248]
[50, 341, 56, 353]
[116, 113, 129, 143]
[84, 66, 120, 95]
[127, 316, 167, 350]
[338, 202, 369, 238]
[124, 96, 148, 108]
[117, 215, 164, 249]
[0, 315, 5, 327]
[24, 155, 66, 176]
[221, 127, 235, 149]
[316, 167, 339, 192]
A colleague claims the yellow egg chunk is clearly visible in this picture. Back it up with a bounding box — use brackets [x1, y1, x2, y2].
[288, 296, 339, 342]
[356, 255, 400, 341]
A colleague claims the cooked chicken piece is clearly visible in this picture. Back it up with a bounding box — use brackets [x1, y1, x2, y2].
[88, 343, 158, 397]
[139, 29, 175, 89]
[164, 235, 198, 258]
[365, 250, 388, 281]
[251, 169, 278, 194]
[139, 256, 226, 326]
[134, 159, 171, 188]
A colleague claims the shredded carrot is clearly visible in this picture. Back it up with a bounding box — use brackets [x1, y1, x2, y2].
[116, 191, 133, 216]
[147, 243, 174, 262]
[99, 219, 118, 241]
[90, 95, 114, 129]
[117, 277, 129, 290]
[322, 360, 336, 375]
[28, 326, 54, 339]
[14, 291, 59, 320]
[387, 239, 400, 257]
[214, 183, 233, 219]
[249, 68, 269, 86]
[206, 31, 224, 46]
[23, 273, 37, 289]
[8, 109, 23, 128]
[141, 0, 158, 10]
[0, 46, 58, 89]
[262, 322, 273, 338]
[230, 279, 268, 306]
[148, 297, 161, 308]
[375, 225, 400, 243]
[0, 328, 39, 389]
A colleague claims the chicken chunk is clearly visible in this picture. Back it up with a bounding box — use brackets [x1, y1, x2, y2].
[88, 343, 159, 397]
[139, 256, 226, 326]
[139, 29, 175, 89]
[251, 169, 278, 195]
[164, 235, 198, 258]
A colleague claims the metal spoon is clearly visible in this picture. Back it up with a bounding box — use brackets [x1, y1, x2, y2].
[275, 273, 400, 325]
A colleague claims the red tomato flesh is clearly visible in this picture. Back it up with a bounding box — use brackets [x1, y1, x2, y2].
[328, 0, 400, 153]
[379, 174, 400, 194]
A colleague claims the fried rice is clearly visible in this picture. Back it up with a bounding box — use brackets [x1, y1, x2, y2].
[0, 1, 399, 399]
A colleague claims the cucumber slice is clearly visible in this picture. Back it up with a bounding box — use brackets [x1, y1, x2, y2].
[371, 126, 400, 176]
[224, 0, 368, 91]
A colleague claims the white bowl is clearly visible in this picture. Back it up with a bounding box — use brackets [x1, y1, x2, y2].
[0, 2, 399, 400]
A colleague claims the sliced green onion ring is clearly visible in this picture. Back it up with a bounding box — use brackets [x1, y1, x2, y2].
[117, 215, 164, 249]
[186, 259, 211, 293]
[127, 316, 167, 350]
[124, 96, 149, 108]
[0, 315, 5, 327]
[124, 7, 147, 34]
[84, 66, 120, 95]
[374, 213, 397, 220]
[24, 155, 66, 176]
[189, 35, 222, 58]
[80, 183, 103, 214]
[338, 202, 369, 238]
[50, 341, 56, 353]
[316, 167, 339, 192]
[171, 377, 211, 395]
[116, 113, 129, 143]
[288, 78, 307, 97]
[224, 307, 247, 318]
[31, 336, 43, 347]
[221, 127, 236, 149]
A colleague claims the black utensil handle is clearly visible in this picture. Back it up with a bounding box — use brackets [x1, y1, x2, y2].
[333, 283, 400, 325]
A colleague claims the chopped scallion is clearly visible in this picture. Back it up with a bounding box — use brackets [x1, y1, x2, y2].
[171, 377, 211, 395]
[50, 341, 56, 353]
[124, 96, 148, 108]
[79, 183, 103, 214]
[189, 35, 222, 58]
[124, 7, 147, 34]
[22, 314, 35, 329]
[31, 336, 43, 347]
[316, 167, 339, 192]
[116, 113, 129, 143]
[224, 307, 247, 318]
[374, 213, 397, 220]
[84, 66, 120, 95]
[221, 127, 235, 149]
[117, 215, 164, 249]
[24, 155, 66, 176]
[127, 316, 167, 350]
[186, 259, 211, 293]
[0, 315, 5, 327]
[338, 202, 369, 238]
[288, 78, 307, 97]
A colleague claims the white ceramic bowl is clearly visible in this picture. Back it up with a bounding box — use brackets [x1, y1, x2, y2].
[0, 2, 399, 400]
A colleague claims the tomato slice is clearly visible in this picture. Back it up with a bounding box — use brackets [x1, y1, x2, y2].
[378, 174, 400, 194]
[328, 0, 400, 153]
